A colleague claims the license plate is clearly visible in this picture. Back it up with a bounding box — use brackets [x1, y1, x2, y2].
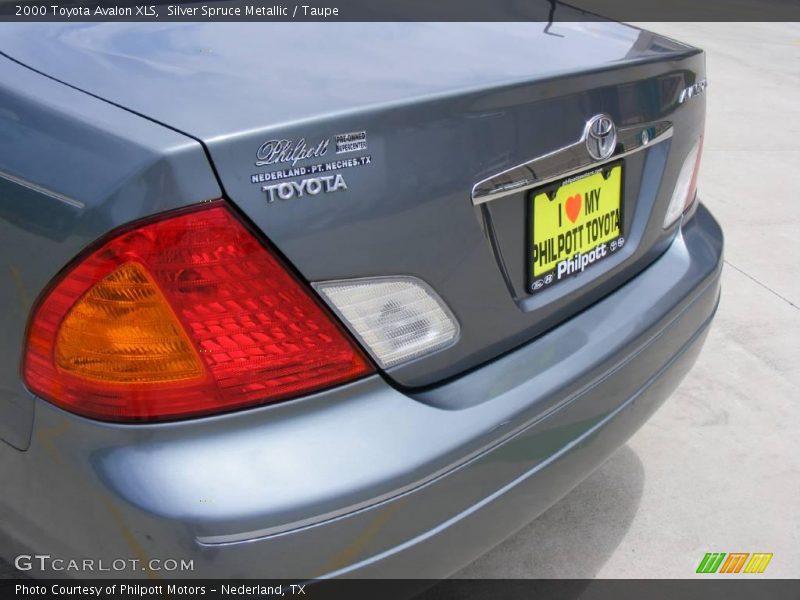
[528, 163, 625, 294]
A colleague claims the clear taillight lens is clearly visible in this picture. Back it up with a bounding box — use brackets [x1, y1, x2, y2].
[664, 136, 704, 228]
[313, 277, 459, 368]
[23, 200, 373, 422]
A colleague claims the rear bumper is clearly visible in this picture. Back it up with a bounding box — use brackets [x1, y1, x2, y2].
[1, 204, 723, 579]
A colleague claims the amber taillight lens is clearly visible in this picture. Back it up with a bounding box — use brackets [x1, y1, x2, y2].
[23, 200, 373, 422]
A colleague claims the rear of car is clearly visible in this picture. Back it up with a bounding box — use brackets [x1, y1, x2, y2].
[0, 21, 721, 578]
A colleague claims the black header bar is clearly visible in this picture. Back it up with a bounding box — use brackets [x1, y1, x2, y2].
[1, 0, 799, 22]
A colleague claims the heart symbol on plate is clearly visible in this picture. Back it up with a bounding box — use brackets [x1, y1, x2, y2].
[565, 193, 582, 223]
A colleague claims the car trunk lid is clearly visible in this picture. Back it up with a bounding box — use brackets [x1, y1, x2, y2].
[0, 22, 705, 388]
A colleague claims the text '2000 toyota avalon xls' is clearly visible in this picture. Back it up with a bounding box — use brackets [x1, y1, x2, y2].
[0, 21, 721, 578]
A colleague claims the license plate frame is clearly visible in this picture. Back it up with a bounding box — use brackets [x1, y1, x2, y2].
[526, 161, 626, 295]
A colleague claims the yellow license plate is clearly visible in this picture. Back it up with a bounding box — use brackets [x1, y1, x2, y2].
[529, 164, 625, 293]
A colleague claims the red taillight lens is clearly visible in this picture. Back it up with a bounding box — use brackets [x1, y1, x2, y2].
[23, 200, 373, 422]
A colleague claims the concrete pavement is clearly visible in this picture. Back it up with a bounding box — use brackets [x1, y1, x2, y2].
[459, 22, 800, 578]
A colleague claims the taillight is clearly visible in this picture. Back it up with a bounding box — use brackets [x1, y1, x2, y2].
[663, 136, 704, 228]
[23, 200, 373, 422]
[314, 276, 460, 368]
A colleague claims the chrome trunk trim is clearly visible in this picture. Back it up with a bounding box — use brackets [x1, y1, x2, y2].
[471, 121, 673, 205]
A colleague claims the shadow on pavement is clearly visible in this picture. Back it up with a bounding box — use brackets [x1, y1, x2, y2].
[453, 443, 645, 579]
